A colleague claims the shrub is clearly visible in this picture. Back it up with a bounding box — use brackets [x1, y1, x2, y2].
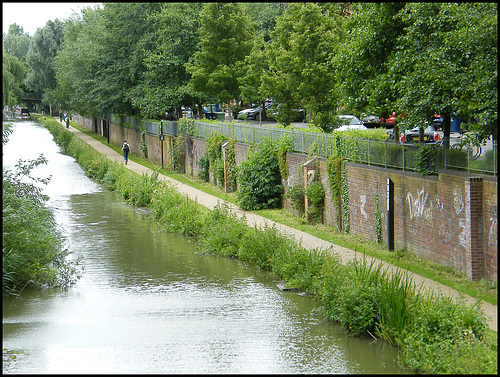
[286, 183, 305, 214]
[237, 138, 283, 210]
[3, 155, 81, 295]
[305, 180, 325, 223]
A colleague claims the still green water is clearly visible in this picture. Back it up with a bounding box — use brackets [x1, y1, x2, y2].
[2, 119, 413, 373]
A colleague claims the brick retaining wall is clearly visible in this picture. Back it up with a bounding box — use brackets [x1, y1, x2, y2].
[73, 115, 497, 282]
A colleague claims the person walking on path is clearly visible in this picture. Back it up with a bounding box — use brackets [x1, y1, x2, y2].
[64, 115, 70, 129]
[121, 140, 131, 164]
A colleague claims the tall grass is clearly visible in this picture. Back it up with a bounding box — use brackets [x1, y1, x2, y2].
[40, 116, 497, 374]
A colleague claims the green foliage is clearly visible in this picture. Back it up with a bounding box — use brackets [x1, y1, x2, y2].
[237, 138, 283, 210]
[134, 3, 204, 119]
[3, 154, 81, 296]
[206, 132, 227, 186]
[305, 181, 325, 223]
[374, 194, 382, 244]
[225, 133, 238, 192]
[197, 154, 209, 182]
[275, 134, 293, 180]
[327, 154, 348, 231]
[177, 117, 196, 137]
[186, 3, 254, 120]
[150, 181, 205, 237]
[286, 183, 305, 214]
[261, 3, 345, 127]
[414, 144, 438, 176]
[239, 223, 284, 270]
[25, 19, 66, 99]
[200, 203, 248, 257]
[117, 170, 161, 207]
[42, 116, 74, 153]
[3, 24, 31, 60]
[3, 47, 25, 108]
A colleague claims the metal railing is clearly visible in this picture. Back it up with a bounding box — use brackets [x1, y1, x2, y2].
[109, 115, 497, 176]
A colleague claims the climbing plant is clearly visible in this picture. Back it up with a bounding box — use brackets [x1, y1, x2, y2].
[225, 132, 238, 192]
[207, 132, 227, 186]
[276, 134, 294, 181]
[374, 193, 382, 243]
[327, 153, 344, 231]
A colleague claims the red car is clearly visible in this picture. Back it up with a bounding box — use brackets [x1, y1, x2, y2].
[381, 112, 396, 126]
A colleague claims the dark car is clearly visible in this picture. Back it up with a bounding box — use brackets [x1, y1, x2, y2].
[361, 114, 381, 128]
[237, 102, 272, 120]
[400, 125, 440, 144]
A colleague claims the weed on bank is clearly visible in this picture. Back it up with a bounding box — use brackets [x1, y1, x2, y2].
[42, 117, 497, 374]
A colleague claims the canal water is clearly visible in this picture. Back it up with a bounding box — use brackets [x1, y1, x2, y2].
[2, 118, 412, 374]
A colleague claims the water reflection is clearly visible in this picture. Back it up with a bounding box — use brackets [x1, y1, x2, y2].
[3, 119, 412, 374]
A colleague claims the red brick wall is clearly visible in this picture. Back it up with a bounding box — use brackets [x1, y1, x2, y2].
[346, 163, 497, 282]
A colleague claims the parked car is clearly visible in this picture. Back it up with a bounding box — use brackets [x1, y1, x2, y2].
[432, 114, 444, 129]
[331, 115, 368, 132]
[237, 102, 273, 120]
[361, 114, 381, 128]
[381, 112, 397, 126]
[400, 125, 440, 144]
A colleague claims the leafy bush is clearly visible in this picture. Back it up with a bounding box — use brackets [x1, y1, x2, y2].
[286, 183, 305, 214]
[3, 155, 81, 295]
[305, 180, 325, 223]
[237, 138, 283, 210]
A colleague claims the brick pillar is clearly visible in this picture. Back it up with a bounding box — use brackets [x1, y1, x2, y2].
[465, 177, 484, 280]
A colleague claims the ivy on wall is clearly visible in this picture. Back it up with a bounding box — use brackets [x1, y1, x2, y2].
[374, 193, 382, 243]
[225, 133, 237, 192]
[207, 132, 227, 187]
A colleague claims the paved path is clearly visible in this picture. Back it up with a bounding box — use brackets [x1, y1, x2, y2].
[60, 118, 497, 332]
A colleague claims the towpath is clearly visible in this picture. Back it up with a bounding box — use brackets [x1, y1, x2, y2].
[59, 118, 497, 332]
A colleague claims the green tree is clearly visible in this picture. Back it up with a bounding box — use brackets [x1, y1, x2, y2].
[3, 47, 25, 107]
[91, 3, 162, 116]
[24, 19, 66, 104]
[241, 2, 286, 42]
[186, 3, 254, 122]
[133, 2, 204, 120]
[3, 24, 31, 60]
[53, 6, 103, 116]
[261, 3, 345, 128]
[335, 3, 407, 119]
[392, 2, 497, 143]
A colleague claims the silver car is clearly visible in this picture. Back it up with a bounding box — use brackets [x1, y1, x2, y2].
[332, 115, 367, 131]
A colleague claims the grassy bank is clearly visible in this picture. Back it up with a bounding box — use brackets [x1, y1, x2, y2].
[39, 115, 497, 373]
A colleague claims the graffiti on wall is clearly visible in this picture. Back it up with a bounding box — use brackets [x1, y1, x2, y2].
[407, 188, 432, 220]
[453, 187, 465, 214]
[488, 202, 497, 249]
[359, 194, 368, 219]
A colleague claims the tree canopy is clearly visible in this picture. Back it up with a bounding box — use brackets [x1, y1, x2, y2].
[6, 2, 495, 142]
[186, 3, 254, 121]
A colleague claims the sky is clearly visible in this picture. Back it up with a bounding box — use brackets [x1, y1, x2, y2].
[3, 2, 101, 36]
